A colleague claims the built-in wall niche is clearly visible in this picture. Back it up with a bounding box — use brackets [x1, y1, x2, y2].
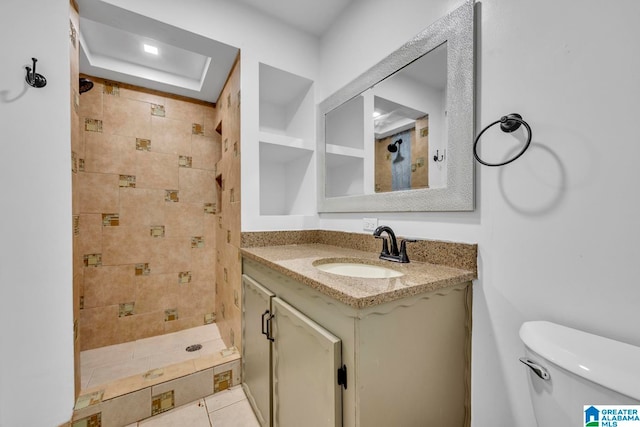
[258, 63, 315, 216]
[259, 141, 314, 215]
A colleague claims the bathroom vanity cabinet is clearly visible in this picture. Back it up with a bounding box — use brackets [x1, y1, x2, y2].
[241, 256, 472, 427]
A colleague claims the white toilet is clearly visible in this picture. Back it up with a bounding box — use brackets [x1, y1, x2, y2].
[519, 321, 640, 426]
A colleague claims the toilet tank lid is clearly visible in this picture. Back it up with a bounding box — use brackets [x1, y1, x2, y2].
[520, 321, 640, 401]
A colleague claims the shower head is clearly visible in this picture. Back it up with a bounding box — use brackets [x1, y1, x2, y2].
[79, 78, 94, 94]
[387, 139, 403, 153]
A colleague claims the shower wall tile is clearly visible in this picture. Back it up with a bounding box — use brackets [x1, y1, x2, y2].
[163, 203, 204, 238]
[179, 168, 216, 204]
[203, 105, 217, 138]
[179, 281, 215, 316]
[165, 309, 178, 322]
[134, 274, 181, 314]
[149, 237, 191, 274]
[84, 118, 103, 133]
[163, 97, 204, 124]
[101, 226, 150, 266]
[119, 188, 165, 227]
[84, 133, 137, 175]
[103, 81, 120, 96]
[103, 95, 152, 139]
[178, 155, 193, 168]
[164, 190, 179, 203]
[102, 213, 119, 227]
[128, 311, 165, 341]
[151, 104, 166, 117]
[83, 265, 135, 309]
[78, 172, 120, 213]
[136, 138, 151, 151]
[79, 305, 119, 350]
[191, 134, 219, 170]
[191, 248, 215, 284]
[118, 87, 164, 105]
[77, 76, 222, 350]
[164, 315, 204, 334]
[119, 175, 136, 188]
[204, 203, 216, 215]
[151, 116, 192, 155]
[83, 253, 103, 267]
[77, 213, 103, 256]
[192, 123, 204, 135]
[79, 79, 103, 118]
[135, 263, 151, 276]
[135, 151, 179, 190]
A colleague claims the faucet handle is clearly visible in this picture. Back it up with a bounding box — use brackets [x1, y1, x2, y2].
[398, 239, 417, 263]
[374, 235, 390, 256]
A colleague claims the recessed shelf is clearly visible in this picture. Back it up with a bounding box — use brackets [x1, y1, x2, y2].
[259, 131, 314, 152]
[325, 143, 364, 159]
[256, 63, 316, 220]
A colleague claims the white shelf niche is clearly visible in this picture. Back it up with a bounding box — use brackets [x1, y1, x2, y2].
[259, 63, 314, 140]
[259, 140, 314, 216]
[258, 63, 316, 218]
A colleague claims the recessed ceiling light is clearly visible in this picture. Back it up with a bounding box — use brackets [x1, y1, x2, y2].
[143, 44, 158, 55]
[373, 111, 381, 118]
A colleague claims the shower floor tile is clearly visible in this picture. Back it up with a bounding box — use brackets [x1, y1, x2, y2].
[80, 324, 223, 391]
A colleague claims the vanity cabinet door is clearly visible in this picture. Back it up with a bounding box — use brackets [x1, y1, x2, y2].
[271, 297, 343, 427]
[242, 275, 275, 427]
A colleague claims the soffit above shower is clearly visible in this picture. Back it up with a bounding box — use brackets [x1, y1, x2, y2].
[77, 0, 239, 103]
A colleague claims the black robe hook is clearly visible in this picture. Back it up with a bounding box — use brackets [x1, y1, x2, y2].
[25, 58, 47, 88]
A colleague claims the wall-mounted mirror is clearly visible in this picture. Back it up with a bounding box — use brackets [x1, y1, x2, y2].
[318, 0, 474, 212]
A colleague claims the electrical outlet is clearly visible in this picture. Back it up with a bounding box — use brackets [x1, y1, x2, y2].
[363, 217, 378, 232]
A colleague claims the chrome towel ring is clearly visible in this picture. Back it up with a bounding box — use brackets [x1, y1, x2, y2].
[473, 113, 532, 167]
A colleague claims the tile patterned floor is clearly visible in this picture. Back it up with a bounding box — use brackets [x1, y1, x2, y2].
[130, 386, 259, 427]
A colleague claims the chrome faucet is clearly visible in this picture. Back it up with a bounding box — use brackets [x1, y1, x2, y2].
[373, 225, 416, 263]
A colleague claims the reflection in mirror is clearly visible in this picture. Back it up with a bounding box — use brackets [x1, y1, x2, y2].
[318, 0, 474, 212]
[373, 42, 447, 193]
[325, 94, 365, 197]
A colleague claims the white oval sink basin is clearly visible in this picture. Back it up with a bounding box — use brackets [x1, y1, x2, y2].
[314, 262, 403, 278]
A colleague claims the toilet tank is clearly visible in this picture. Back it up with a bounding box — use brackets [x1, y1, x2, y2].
[519, 321, 640, 427]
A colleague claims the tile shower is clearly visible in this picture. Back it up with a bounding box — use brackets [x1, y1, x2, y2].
[74, 78, 220, 351]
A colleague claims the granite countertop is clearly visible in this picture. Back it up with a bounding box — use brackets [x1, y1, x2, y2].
[241, 243, 476, 309]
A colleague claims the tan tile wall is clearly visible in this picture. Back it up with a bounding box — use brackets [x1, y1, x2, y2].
[374, 117, 429, 192]
[213, 58, 242, 352]
[75, 76, 221, 350]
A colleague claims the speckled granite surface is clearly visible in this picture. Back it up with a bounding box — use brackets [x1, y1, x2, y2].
[242, 230, 477, 272]
[242, 243, 476, 309]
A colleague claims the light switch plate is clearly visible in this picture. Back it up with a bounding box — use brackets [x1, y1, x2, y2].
[363, 217, 378, 232]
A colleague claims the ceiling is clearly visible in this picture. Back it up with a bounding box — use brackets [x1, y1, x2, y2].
[234, 0, 354, 37]
[77, 0, 354, 103]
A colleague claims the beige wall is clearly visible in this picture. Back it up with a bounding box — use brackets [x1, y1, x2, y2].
[75, 77, 220, 350]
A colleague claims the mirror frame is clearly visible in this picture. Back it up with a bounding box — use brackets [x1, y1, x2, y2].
[317, 0, 474, 212]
